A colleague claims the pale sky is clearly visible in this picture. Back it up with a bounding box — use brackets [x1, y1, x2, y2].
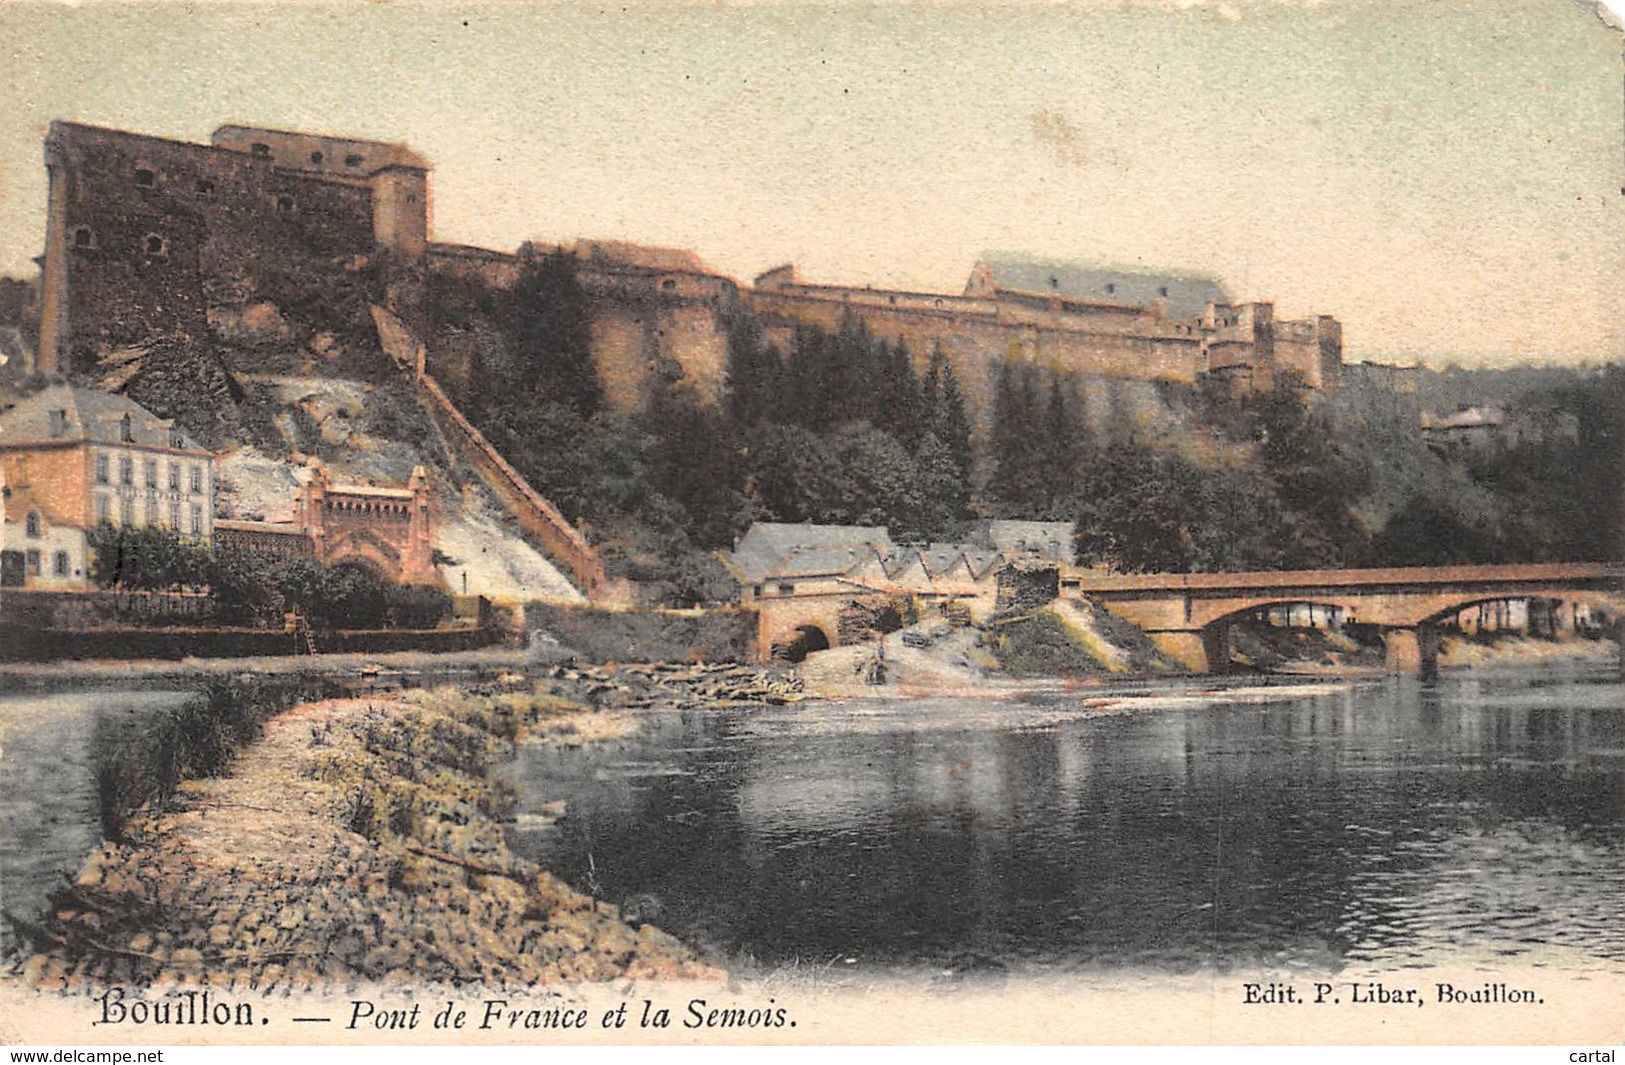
[2, 0, 1620, 365]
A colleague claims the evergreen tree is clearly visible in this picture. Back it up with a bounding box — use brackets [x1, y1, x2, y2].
[878, 339, 924, 445]
[499, 250, 602, 418]
[724, 308, 780, 429]
[926, 345, 975, 497]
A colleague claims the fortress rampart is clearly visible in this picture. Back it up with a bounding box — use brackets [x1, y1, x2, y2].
[37, 122, 430, 374]
[34, 121, 1341, 408]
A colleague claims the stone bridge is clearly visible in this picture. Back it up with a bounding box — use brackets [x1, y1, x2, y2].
[1072, 561, 1624, 676]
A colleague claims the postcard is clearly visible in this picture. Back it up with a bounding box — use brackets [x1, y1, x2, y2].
[1, 0, 1622, 1050]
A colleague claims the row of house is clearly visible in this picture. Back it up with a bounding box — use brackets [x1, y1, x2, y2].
[0, 384, 434, 590]
[729, 519, 1075, 625]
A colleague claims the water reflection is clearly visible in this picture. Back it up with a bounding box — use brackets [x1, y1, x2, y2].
[508, 664, 1625, 974]
[0, 688, 192, 940]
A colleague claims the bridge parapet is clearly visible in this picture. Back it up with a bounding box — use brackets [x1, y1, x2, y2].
[1070, 562, 1623, 677]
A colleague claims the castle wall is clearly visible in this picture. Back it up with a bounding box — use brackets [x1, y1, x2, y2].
[424, 243, 735, 410]
[748, 286, 1207, 430]
[40, 123, 380, 372]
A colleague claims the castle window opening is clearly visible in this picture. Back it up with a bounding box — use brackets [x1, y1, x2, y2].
[310, 151, 324, 165]
[169, 428, 185, 449]
[345, 153, 364, 167]
[662, 278, 677, 292]
[169, 462, 180, 489]
[144, 234, 168, 257]
[119, 456, 133, 484]
[1048, 276, 1058, 289]
[53, 551, 70, 577]
[145, 498, 158, 526]
[119, 498, 131, 527]
[168, 500, 180, 529]
[190, 505, 203, 536]
[25, 512, 41, 538]
[95, 495, 109, 524]
[73, 227, 95, 249]
[190, 466, 202, 494]
[275, 195, 295, 214]
[119, 415, 133, 443]
[1159, 286, 1169, 297]
[95, 454, 109, 484]
[1105, 283, 1116, 295]
[195, 179, 215, 196]
[25, 551, 40, 577]
[251, 142, 271, 158]
[144, 459, 157, 487]
[134, 167, 155, 187]
[48, 410, 68, 437]
[406, 194, 417, 204]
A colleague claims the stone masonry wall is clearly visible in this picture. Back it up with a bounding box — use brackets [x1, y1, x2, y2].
[43, 124, 377, 371]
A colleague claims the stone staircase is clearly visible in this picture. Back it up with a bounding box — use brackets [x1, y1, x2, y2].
[371, 306, 606, 600]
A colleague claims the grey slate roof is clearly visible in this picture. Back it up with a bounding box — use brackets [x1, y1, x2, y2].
[975, 251, 1230, 321]
[0, 385, 205, 452]
[729, 522, 894, 583]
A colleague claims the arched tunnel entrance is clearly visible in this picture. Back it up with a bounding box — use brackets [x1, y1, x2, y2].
[772, 624, 832, 663]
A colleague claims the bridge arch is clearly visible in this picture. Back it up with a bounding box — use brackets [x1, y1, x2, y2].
[771, 624, 832, 663]
[1191, 598, 1363, 674]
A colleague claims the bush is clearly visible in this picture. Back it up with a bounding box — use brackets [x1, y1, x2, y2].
[91, 678, 329, 841]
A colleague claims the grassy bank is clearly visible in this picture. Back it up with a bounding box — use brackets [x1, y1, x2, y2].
[17, 686, 721, 991]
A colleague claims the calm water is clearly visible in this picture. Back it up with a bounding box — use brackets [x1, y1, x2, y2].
[0, 687, 192, 945]
[506, 663, 1625, 975]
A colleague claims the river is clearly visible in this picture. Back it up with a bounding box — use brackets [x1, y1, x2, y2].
[0, 687, 193, 946]
[505, 661, 1625, 976]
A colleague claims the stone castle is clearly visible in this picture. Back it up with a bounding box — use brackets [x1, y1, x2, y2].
[33, 121, 1341, 415]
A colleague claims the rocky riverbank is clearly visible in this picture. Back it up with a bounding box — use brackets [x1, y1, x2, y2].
[15, 686, 727, 991]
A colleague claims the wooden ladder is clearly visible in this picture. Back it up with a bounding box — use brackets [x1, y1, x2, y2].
[294, 613, 318, 656]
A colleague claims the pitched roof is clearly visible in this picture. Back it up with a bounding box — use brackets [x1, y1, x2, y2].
[0, 385, 205, 452]
[730, 522, 894, 583]
[973, 251, 1229, 320]
[572, 240, 712, 275]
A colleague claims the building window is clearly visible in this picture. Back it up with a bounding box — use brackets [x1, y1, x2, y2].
[1048, 276, 1058, 290]
[25, 511, 41, 538]
[119, 456, 133, 484]
[190, 466, 203, 494]
[25, 550, 40, 576]
[275, 195, 295, 214]
[48, 409, 68, 437]
[95, 495, 110, 524]
[73, 227, 96, 249]
[406, 194, 417, 204]
[145, 498, 159, 526]
[119, 414, 133, 443]
[190, 505, 203, 536]
[310, 150, 324, 165]
[1158, 286, 1169, 297]
[195, 179, 216, 197]
[777, 582, 795, 595]
[53, 551, 70, 577]
[144, 459, 158, 487]
[1105, 283, 1116, 295]
[344, 153, 364, 168]
[169, 500, 181, 529]
[251, 142, 271, 158]
[95, 453, 109, 484]
[169, 462, 180, 490]
[119, 498, 131, 527]
[169, 428, 185, 449]
[144, 234, 168, 257]
[134, 167, 155, 187]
